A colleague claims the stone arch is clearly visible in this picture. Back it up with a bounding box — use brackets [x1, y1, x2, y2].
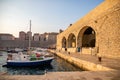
[68, 33, 76, 48]
[77, 26, 96, 48]
[62, 37, 67, 48]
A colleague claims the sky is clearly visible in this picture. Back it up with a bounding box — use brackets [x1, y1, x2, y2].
[0, 0, 104, 37]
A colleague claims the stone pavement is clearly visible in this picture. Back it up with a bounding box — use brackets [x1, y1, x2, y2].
[59, 51, 120, 70]
[0, 71, 120, 80]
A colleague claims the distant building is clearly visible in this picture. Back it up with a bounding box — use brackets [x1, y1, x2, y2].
[0, 34, 15, 40]
[40, 33, 46, 41]
[0, 31, 58, 50]
[42, 32, 58, 48]
[33, 33, 40, 41]
[26, 31, 32, 40]
[46, 32, 58, 41]
[19, 31, 26, 40]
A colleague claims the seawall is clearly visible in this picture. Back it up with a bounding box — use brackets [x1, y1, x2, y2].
[49, 50, 115, 71]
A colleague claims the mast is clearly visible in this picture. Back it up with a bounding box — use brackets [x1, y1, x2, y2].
[29, 20, 31, 51]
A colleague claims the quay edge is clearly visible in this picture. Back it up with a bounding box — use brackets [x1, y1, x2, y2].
[48, 49, 115, 71]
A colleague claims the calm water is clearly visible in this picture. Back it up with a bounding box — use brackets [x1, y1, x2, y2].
[0, 51, 82, 75]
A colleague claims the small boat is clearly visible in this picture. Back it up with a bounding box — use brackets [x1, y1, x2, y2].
[7, 56, 54, 67]
[7, 48, 23, 53]
[0, 54, 3, 56]
[32, 48, 53, 56]
[7, 49, 18, 53]
[6, 52, 54, 67]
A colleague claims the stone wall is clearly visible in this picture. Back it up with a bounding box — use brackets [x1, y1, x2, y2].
[0, 39, 56, 50]
[57, 0, 120, 58]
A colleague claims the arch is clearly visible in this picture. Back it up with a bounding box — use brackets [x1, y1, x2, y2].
[62, 37, 67, 48]
[68, 33, 76, 48]
[77, 26, 96, 48]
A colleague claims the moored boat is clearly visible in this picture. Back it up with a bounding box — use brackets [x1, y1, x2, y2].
[7, 56, 54, 67]
[7, 48, 23, 53]
[6, 52, 54, 67]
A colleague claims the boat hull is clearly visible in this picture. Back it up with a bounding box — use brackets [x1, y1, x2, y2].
[7, 58, 53, 67]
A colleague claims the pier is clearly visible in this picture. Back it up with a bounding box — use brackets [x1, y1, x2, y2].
[49, 50, 120, 71]
[0, 71, 120, 80]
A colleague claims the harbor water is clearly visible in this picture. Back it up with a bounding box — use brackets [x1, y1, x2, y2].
[0, 51, 82, 75]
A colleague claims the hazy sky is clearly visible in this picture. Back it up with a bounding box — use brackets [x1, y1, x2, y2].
[0, 0, 103, 37]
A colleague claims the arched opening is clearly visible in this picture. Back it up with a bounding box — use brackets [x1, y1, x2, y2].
[62, 37, 66, 48]
[77, 26, 96, 48]
[68, 33, 76, 48]
[82, 27, 96, 47]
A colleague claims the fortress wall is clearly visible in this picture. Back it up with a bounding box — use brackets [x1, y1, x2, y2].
[99, 9, 120, 58]
[57, 0, 120, 58]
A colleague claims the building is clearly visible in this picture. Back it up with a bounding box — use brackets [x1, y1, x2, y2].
[33, 33, 40, 41]
[0, 34, 15, 40]
[19, 31, 26, 40]
[40, 33, 46, 41]
[46, 32, 58, 41]
[57, 0, 120, 58]
[26, 31, 32, 40]
[39, 32, 58, 41]
[0, 31, 58, 50]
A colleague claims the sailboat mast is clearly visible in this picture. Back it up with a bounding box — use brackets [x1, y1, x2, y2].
[29, 20, 31, 50]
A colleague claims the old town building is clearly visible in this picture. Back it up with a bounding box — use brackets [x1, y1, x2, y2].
[33, 33, 40, 41]
[0, 32, 58, 50]
[0, 34, 15, 40]
[19, 31, 26, 40]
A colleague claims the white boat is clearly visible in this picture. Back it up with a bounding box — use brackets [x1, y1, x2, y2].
[6, 52, 54, 67]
